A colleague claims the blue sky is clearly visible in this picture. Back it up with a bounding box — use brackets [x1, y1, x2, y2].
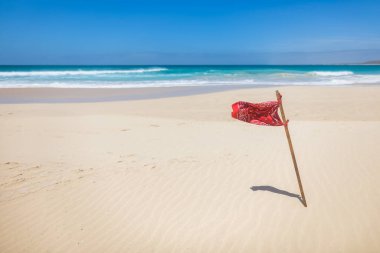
[0, 0, 380, 64]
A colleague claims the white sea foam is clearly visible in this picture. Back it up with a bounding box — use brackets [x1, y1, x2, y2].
[0, 67, 167, 77]
[1, 68, 380, 88]
[309, 71, 354, 76]
[2, 74, 380, 88]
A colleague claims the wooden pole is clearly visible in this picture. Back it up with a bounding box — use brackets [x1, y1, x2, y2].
[276, 90, 307, 207]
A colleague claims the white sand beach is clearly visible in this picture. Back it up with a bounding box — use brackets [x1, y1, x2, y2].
[1, 86, 380, 252]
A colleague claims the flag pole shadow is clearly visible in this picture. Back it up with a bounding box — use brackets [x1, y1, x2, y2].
[250, 185, 304, 205]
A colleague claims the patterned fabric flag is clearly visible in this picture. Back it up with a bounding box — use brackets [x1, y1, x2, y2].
[231, 100, 284, 126]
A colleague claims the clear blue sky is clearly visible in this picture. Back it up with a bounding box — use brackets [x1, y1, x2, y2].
[1, 0, 379, 64]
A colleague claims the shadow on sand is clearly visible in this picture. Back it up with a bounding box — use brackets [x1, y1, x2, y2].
[250, 185, 303, 204]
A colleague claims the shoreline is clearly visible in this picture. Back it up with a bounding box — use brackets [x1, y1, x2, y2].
[0, 85, 260, 104]
[1, 83, 380, 104]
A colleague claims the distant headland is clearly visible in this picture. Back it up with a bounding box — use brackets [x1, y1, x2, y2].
[362, 60, 380, 65]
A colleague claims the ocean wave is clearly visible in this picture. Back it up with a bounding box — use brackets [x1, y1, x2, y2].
[1, 67, 380, 88]
[309, 71, 354, 76]
[2, 74, 380, 88]
[0, 67, 167, 77]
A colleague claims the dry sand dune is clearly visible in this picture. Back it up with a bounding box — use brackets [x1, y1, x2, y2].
[1, 86, 380, 252]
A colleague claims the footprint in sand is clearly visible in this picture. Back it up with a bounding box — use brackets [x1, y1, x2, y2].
[11, 173, 23, 178]
[4, 162, 19, 170]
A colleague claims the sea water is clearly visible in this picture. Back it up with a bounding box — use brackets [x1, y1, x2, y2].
[0, 65, 380, 88]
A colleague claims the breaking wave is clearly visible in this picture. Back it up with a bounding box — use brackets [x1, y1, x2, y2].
[309, 71, 354, 76]
[1, 66, 380, 88]
[0, 67, 167, 77]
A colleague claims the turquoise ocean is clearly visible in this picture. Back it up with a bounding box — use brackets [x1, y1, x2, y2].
[1, 65, 380, 88]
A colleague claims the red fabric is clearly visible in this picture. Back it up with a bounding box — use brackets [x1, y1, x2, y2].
[231, 100, 284, 126]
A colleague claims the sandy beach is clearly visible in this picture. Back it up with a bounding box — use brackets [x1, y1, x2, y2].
[1, 86, 380, 253]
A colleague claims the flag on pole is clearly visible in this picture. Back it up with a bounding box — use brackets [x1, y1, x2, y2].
[231, 91, 307, 207]
[231, 100, 284, 126]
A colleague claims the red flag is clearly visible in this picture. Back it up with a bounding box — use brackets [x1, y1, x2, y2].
[231, 100, 284, 126]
